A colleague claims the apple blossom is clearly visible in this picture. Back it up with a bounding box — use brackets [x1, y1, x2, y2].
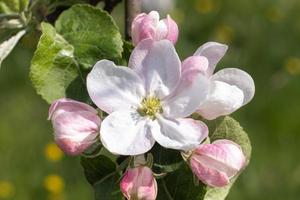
[182, 42, 255, 120]
[48, 98, 101, 155]
[87, 39, 209, 156]
[120, 166, 157, 200]
[131, 11, 178, 46]
[190, 139, 246, 187]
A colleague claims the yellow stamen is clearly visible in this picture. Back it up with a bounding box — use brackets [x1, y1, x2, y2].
[138, 97, 162, 120]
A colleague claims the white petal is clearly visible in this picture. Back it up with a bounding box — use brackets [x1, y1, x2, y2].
[162, 71, 210, 118]
[100, 110, 155, 155]
[212, 68, 255, 105]
[197, 80, 244, 120]
[128, 39, 181, 98]
[150, 116, 208, 151]
[87, 60, 145, 114]
[194, 42, 228, 76]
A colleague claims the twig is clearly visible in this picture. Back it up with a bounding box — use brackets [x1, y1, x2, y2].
[124, 0, 141, 40]
[104, 0, 122, 13]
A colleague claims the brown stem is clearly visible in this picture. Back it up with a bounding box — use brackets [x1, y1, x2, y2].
[124, 0, 141, 41]
[104, 0, 122, 13]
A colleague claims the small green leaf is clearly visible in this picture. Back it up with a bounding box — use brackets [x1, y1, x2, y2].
[30, 23, 79, 103]
[0, 29, 25, 68]
[150, 144, 184, 174]
[55, 4, 123, 69]
[81, 154, 117, 185]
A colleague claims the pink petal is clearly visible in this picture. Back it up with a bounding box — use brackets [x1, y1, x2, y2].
[52, 111, 100, 155]
[181, 56, 209, 74]
[120, 167, 157, 200]
[48, 98, 97, 120]
[190, 157, 229, 187]
[162, 15, 178, 44]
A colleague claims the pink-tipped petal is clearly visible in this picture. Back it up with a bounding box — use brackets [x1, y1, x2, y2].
[150, 116, 208, 151]
[190, 139, 246, 187]
[181, 56, 209, 74]
[120, 166, 157, 200]
[163, 15, 178, 44]
[48, 98, 97, 120]
[131, 11, 179, 45]
[194, 42, 228, 76]
[51, 110, 100, 155]
[190, 157, 229, 187]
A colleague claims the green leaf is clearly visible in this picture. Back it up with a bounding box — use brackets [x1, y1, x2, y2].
[55, 4, 123, 69]
[94, 173, 123, 200]
[30, 23, 79, 103]
[0, 29, 25, 68]
[0, 0, 29, 13]
[157, 164, 207, 200]
[150, 144, 184, 174]
[157, 116, 252, 200]
[81, 154, 117, 185]
[81, 153, 124, 200]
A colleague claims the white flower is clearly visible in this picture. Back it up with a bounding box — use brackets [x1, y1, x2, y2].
[87, 39, 209, 156]
[182, 42, 255, 120]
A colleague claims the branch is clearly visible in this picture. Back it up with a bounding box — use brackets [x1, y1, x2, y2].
[104, 0, 122, 13]
[124, 0, 141, 40]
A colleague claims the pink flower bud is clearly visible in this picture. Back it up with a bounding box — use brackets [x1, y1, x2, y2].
[131, 11, 178, 46]
[120, 166, 157, 200]
[190, 139, 246, 187]
[48, 98, 101, 155]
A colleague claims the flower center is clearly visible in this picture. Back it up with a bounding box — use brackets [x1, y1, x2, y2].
[137, 97, 162, 119]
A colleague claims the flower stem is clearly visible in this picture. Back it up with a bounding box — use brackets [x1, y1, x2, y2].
[124, 0, 141, 40]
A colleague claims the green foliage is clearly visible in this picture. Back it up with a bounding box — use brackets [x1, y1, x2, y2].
[81, 153, 128, 200]
[55, 4, 123, 69]
[0, 0, 29, 14]
[30, 4, 124, 103]
[30, 22, 78, 103]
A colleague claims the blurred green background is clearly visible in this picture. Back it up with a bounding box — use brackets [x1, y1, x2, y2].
[1, 0, 300, 199]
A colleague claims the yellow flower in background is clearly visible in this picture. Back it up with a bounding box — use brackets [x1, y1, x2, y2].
[285, 57, 300, 75]
[214, 24, 235, 44]
[44, 174, 65, 194]
[45, 142, 63, 162]
[0, 181, 15, 199]
[265, 6, 284, 23]
[195, 0, 220, 14]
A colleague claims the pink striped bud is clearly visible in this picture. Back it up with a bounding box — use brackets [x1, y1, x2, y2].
[190, 139, 246, 187]
[120, 166, 157, 200]
[48, 98, 101, 155]
[131, 11, 178, 46]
